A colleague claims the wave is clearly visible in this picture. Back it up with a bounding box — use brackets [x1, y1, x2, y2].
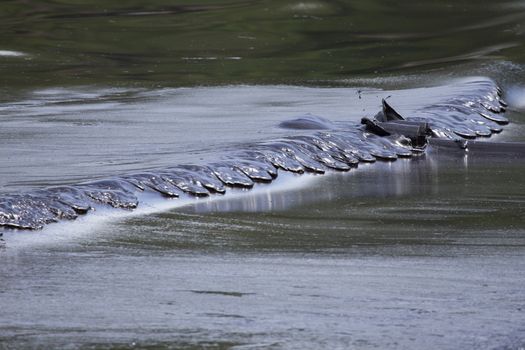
[0, 77, 509, 231]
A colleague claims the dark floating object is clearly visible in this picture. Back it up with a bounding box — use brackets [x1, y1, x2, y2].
[0, 78, 517, 231]
[278, 114, 335, 130]
[377, 99, 405, 122]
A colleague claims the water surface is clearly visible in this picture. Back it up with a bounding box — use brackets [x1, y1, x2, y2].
[1, 0, 525, 349]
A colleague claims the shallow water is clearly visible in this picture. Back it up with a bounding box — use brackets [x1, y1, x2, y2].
[1, 0, 525, 349]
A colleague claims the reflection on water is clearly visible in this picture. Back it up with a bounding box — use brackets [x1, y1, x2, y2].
[185, 158, 432, 214]
[0, 0, 525, 89]
[0, 50, 26, 57]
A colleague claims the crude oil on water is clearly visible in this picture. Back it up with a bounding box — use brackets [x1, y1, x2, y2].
[1, 1, 525, 349]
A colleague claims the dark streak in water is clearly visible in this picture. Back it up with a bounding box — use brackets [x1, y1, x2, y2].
[190, 290, 254, 297]
[44, 4, 246, 20]
[0, 78, 509, 231]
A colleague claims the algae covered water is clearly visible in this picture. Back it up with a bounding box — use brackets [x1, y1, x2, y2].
[1, 0, 525, 349]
